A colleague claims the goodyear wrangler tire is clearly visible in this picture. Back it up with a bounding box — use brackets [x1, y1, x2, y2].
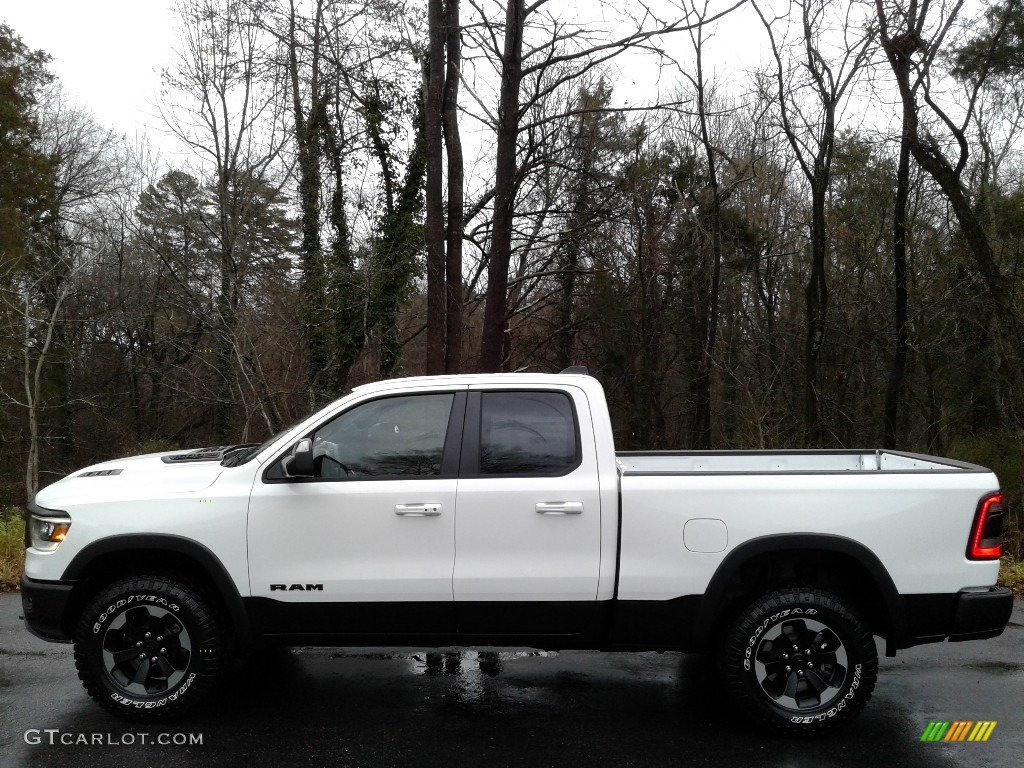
[73, 575, 225, 721]
[719, 587, 878, 735]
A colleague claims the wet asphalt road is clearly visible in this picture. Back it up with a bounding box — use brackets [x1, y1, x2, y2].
[1, 592, 1022, 768]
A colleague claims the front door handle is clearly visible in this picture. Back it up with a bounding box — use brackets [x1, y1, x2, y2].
[535, 502, 583, 515]
[395, 503, 442, 517]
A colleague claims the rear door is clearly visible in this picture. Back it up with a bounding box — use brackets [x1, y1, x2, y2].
[453, 386, 602, 636]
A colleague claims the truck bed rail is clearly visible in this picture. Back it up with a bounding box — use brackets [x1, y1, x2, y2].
[616, 449, 989, 475]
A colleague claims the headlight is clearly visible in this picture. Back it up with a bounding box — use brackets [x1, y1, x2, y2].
[29, 513, 71, 552]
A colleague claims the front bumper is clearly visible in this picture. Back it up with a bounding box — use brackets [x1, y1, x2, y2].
[20, 573, 75, 643]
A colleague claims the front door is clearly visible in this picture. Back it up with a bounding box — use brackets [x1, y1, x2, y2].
[247, 390, 466, 637]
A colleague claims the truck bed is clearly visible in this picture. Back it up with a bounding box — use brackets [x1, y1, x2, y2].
[614, 448, 998, 608]
[616, 449, 988, 475]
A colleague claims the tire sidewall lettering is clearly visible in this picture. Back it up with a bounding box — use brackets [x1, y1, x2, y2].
[788, 663, 864, 723]
[109, 673, 197, 709]
[92, 594, 180, 634]
[745, 607, 817, 649]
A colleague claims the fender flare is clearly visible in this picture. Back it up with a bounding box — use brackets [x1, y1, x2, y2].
[691, 533, 905, 648]
[61, 533, 252, 644]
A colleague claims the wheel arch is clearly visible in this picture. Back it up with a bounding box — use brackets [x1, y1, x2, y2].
[693, 534, 905, 652]
[61, 534, 253, 647]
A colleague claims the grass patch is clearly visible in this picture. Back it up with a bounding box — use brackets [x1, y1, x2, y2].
[0, 509, 25, 592]
[1000, 556, 1024, 598]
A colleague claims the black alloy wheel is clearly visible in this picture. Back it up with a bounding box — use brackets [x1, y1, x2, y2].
[752, 616, 848, 711]
[100, 603, 192, 696]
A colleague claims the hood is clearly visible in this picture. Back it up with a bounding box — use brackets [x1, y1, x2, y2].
[34, 450, 226, 510]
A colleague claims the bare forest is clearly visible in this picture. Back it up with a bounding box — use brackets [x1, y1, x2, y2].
[2, 0, 1024, 550]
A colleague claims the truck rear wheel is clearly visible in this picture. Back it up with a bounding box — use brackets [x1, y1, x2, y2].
[719, 586, 878, 735]
[73, 575, 225, 720]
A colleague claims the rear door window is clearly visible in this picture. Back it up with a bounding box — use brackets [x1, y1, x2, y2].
[478, 391, 579, 475]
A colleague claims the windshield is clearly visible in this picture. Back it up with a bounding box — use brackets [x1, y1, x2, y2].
[221, 419, 306, 467]
[221, 392, 356, 467]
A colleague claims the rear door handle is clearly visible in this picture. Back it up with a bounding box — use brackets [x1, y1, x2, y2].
[395, 503, 442, 517]
[535, 502, 583, 515]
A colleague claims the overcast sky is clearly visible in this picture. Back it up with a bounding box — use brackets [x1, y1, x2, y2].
[3, 0, 178, 139]
[3, 1, 777, 144]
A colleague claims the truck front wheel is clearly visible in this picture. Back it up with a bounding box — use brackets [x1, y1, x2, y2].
[73, 575, 225, 720]
[719, 587, 878, 735]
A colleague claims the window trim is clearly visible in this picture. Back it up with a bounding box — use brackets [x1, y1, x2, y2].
[262, 390, 467, 484]
[459, 388, 583, 479]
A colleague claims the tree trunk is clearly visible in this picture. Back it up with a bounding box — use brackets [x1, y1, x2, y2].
[555, 240, 579, 371]
[883, 131, 911, 448]
[288, 0, 329, 406]
[479, 0, 524, 372]
[442, 0, 464, 373]
[804, 185, 828, 446]
[323, 106, 363, 393]
[23, 294, 39, 500]
[689, 38, 723, 450]
[22, 277, 69, 499]
[425, 0, 447, 374]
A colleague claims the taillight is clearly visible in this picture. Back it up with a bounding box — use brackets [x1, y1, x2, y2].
[967, 492, 1004, 560]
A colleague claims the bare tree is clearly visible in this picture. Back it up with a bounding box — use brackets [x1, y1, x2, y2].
[875, 0, 1021, 357]
[471, 0, 746, 371]
[753, 0, 875, 444]
[2, 260, 76, 498]
[676, 0, 744, 448]
[160, 0, 289, 438]
[0, 87, 120, 495]
[285, 0, 332, 402]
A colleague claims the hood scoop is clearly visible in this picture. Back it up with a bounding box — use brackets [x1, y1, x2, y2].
[79, 469, 123, 477]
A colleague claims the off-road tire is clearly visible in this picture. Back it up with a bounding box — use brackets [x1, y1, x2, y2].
[719, 586, 878, 736]
[73, 575, 225, 721]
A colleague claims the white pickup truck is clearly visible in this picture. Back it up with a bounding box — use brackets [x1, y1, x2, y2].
[20, 371, 1013, 733]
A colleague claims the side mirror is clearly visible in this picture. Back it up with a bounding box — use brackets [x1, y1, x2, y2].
[284, 438, 315, 478]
